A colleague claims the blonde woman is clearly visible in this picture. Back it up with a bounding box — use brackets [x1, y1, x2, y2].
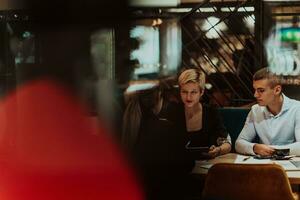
[168, 68, 231, 159]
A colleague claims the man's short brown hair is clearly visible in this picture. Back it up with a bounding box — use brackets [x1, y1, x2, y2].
[253, 67, 282, 88]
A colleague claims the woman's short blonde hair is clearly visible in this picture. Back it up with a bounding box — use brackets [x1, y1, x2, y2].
[178, 68, 206, 91]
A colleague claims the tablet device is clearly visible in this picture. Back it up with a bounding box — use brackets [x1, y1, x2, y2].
[272, 155, 294, 160]
[274, 148, 290, 157]
[185, 141, 209, 152]
[253, 155, 273, 159]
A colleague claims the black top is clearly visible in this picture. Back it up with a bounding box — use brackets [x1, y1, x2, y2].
[166, 102, 228, 160]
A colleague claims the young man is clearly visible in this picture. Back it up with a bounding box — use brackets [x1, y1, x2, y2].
[235, 67, 300, 156]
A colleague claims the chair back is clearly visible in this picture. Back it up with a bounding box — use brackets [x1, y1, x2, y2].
[202, 163, 296, 200]
[218, 108, 250, 152]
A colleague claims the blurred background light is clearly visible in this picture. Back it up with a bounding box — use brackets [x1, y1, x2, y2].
[201, 16, 227, 39]
[129, 0, 179, 7]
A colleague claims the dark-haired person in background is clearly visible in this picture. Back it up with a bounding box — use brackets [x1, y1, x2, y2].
[122, 79, 190, 200]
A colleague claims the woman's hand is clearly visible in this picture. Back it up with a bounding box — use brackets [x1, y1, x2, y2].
[208, 145, 221, 158]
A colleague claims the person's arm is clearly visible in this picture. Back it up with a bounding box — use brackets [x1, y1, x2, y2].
[271, 143, 300, 156]
[271, 107, 300, 156]
[235, 110, 258, 155]
[208, 142, 231, 158]
[221, 142, 231, 154]
[208, 106, 232, 158]
[253, 144, 275, 156]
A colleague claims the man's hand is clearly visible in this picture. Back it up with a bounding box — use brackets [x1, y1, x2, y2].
[253, 144, 275, 156]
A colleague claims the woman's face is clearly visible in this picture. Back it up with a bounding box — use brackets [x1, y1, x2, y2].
[180, 82, 203, 108]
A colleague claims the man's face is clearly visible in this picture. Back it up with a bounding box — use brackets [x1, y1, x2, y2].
[253, 79, 280, 106]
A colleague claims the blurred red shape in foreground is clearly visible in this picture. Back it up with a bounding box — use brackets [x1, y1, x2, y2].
[0, 79, 143, 200]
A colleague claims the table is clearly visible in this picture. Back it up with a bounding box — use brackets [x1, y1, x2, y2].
[192, 153, 300, 184]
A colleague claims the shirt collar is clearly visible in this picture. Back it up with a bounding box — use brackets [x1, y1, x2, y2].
[263, 93, 290, 117]
[280, 93, 290, 113]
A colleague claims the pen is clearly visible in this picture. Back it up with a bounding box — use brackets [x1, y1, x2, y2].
[243, 156, 251, 161]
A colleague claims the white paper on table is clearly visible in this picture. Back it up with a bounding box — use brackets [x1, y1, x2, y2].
[195, 154, 300, 171]
[234, 157, 299, 170]
[234, 155, 271, 164]
[274, 161, 299, 171]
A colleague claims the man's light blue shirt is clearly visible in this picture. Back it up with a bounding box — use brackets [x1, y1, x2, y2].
[235, 94, 300, 155]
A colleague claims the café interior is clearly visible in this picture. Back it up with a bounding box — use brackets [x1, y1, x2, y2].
[1, 0, 300, 199]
